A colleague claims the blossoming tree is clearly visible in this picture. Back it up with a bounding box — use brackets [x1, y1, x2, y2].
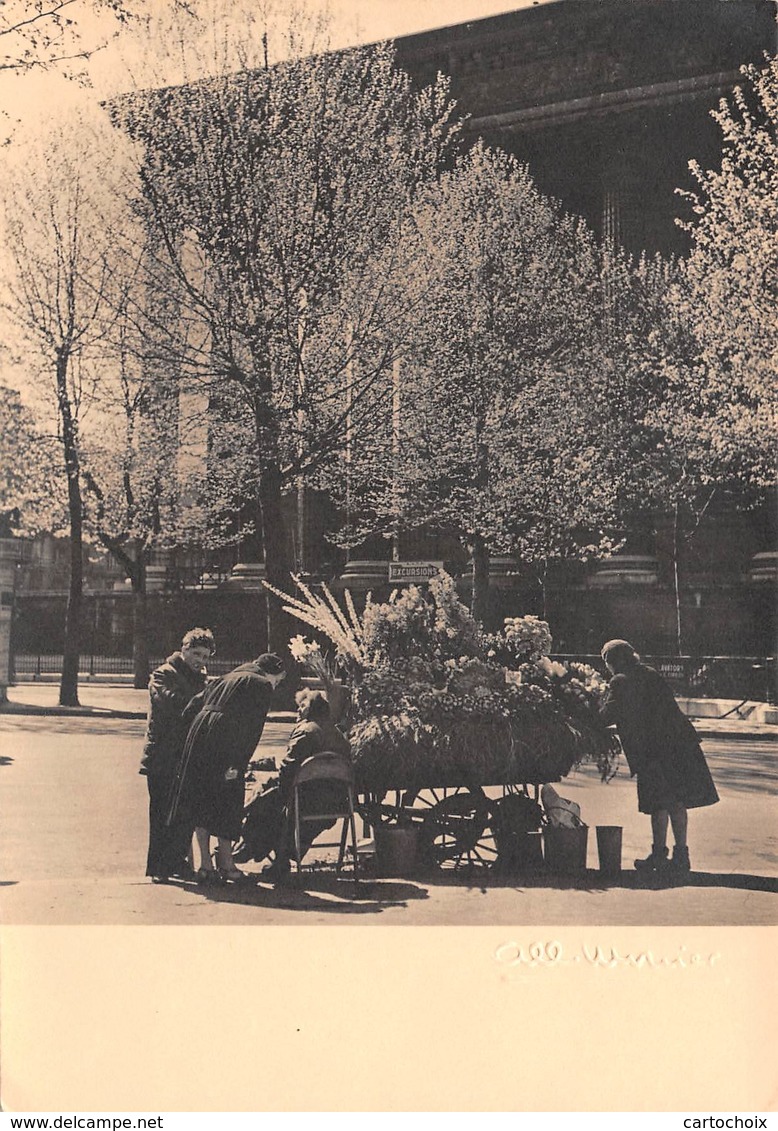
[0, 112, 139, 704]
[327, 143, 618, 623]
[110, 39, 461, 652]
[600, 60, 778, 651]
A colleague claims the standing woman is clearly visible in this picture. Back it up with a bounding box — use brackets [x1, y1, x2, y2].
[167, 653, 287, 882]
[140, 627, 215, 882]
[599, 639, 719, 873]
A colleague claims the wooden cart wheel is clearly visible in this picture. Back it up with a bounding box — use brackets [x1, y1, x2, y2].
[404, 787, 498, 870]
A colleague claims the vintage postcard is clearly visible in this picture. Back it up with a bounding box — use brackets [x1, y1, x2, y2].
[0, 0, 775, 1114]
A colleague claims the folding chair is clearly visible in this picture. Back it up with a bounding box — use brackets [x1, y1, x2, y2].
[291, 751, 359, 888]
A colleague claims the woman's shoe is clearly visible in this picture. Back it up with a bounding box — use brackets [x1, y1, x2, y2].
[634, 845, 669, 872]
[196, 867, 223, 885]
[668, 845, 691, 874]
[262, 859, 291, 885]
[217, 864, 250, 883]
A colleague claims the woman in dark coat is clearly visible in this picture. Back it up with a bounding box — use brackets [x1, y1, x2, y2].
[167, 653, 286, 882]
[599, 639, 719, 873]
[140, 627, 214, 881]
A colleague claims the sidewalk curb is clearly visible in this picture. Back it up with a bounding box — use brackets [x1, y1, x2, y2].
[0, 702, 145, 720]
[694, 727, 778, 742]
[0, 703, 297, 723]
[1, 692, 775, 739]
[0, 704, 773, 740]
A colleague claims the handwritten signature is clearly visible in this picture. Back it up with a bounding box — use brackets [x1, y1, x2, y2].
[495, 940, 721, 970]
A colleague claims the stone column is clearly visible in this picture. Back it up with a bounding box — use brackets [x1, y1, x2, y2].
[601, 183, 621, 345]
[146, 548, 173, 594]
[0, 539, 21, 703]
[602, 186, 621, 248]
[229, 561, 268, 591]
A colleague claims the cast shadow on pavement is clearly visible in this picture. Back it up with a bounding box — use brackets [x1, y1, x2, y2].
[707, 745, 778, 794]
[419, 867, 778, 896]
[0, 714, 146, 737]
[173, 874, 429, 915]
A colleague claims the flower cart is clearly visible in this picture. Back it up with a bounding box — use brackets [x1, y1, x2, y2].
[351, 711, 613, 870]
[267, 572, 620, 872]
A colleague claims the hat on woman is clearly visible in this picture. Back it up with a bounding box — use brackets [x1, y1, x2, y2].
[253, 652, 285, 674]
[601, 639, 640, 671]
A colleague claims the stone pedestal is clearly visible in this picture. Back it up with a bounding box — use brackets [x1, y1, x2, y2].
[145, 550, 173, 594]
[333, 560, 389, 591]
[589, 555, 659, 587]
[229, 561, 268, 592]
[145, 566, 168, 594]
[748, 551, 777, 584]
[486, 556, 522, 589]
[0, 539, 21, 702]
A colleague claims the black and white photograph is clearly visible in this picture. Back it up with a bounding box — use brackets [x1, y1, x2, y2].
[0, 0, 776, 1116]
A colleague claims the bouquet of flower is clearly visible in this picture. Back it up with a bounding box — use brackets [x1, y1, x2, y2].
[502, 615, 554, 661]
[288, 635, 340, 682]
[561, 662, 609, 717]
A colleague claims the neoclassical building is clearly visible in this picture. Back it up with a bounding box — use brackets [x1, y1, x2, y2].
[337, 0, 777, 658]
[398, 0, 776, 255]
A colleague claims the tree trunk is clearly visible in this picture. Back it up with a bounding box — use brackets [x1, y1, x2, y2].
[57, 350, 82, 707]
[258, 461, 301, 710]
[259, 460, 295, 654]
[251, 361, 299, 704]
[470, 533, 490, 627]
[469, 431, 491, 627]
[60, 530, 82, 707]
[673, 500, 683, 656]
[132, 561, 150, 690]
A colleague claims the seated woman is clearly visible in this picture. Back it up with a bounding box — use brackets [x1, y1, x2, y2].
[235, 690, 351, 881]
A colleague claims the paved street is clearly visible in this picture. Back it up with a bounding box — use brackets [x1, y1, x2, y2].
[0, 712, 775, 925]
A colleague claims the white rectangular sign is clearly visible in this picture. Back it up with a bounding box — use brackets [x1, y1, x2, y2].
[387, 560, 444, 583]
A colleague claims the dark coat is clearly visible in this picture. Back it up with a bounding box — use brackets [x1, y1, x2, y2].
[600, 663, 719, 814]
[140, 653, 207, 778]
[237, 718, 351, 864]
[277, 719, 352, 803]
[167, 661, 277, 840]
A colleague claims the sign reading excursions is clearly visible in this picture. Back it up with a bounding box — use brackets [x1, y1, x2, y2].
[387, 561, 444, 584]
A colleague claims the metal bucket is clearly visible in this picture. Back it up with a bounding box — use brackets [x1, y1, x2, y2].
[494, 828, 544, 871]
[543, 825, 588, 874]
[596, 825, 623, 875]
[374, 825, 420, 877]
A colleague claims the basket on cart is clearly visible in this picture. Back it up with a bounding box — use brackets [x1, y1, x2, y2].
[352, 711, 605, 793]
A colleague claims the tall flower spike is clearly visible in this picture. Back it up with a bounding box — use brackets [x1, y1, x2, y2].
[344, 588, 364, 642]
[265, 577, 366, 663]
[263, 578, 313, 614]
[291, 573, 320, 610]
[321, 581, 353, 637]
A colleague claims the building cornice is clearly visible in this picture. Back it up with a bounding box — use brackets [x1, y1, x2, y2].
[466, 68, 745, 134]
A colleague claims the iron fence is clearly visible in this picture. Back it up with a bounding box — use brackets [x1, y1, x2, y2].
[555, 654, 776, 704]
[13, 654, 248, 678]
[12, 651, 776, 702]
